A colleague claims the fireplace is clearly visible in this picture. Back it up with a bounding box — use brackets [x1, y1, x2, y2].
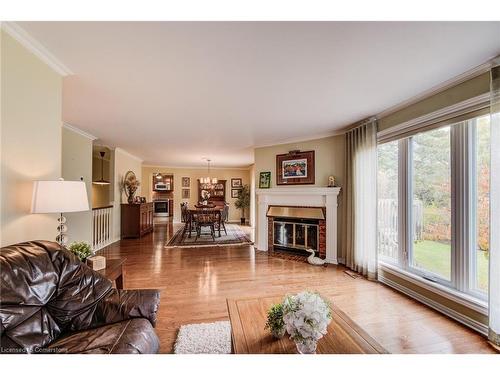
[256, 187, 341, 263]
[267, 206, 326, 258]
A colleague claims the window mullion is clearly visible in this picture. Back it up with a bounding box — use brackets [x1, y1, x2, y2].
[451, 122, 470, 292]
[398, 138, 410, 270]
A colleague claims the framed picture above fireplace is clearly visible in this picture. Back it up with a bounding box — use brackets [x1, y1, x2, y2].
[276, 150, 315, 185]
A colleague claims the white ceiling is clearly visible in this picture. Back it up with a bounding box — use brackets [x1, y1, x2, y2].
[17, 21, 500, 167]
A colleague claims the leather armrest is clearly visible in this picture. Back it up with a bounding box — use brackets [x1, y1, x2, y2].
[93, 289, 161, 327]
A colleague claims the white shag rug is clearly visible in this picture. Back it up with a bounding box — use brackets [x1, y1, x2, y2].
[174, 320, 232, 354]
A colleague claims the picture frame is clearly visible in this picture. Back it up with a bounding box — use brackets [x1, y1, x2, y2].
[231, 178, 242, 188]
[231, 189, 240, 198]
[181, 177, 190, 188]
[259, 171, 271, 189]
[276, 150, 315, 185]
[182, 189, 190, 199]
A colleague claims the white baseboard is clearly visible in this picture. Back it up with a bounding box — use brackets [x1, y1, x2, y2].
[378, 274, 488, 336]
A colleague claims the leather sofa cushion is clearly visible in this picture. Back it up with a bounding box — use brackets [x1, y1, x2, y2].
[46, 318, 159, 354]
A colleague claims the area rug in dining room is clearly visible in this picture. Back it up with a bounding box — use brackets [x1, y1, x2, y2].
[166, 224, 253, 248]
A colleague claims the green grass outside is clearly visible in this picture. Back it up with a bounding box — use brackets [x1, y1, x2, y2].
[413, 240, 488, 291]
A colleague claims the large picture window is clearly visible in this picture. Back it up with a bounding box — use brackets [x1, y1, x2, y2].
[410, 127, 452, 281]
[377, 113, 490, 299]
[471, 115, 490, 294]
[377, 140, 399, 263]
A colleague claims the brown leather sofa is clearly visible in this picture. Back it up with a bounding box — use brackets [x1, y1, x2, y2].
[0, 240, 160, 354]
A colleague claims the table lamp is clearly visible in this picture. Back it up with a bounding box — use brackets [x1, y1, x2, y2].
[31, 178, 90, 246]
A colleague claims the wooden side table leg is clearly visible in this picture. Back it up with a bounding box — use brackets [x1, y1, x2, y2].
[116, 273, 124, 289]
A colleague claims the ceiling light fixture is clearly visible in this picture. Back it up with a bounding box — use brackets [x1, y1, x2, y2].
[200, 159, 217, 187]
[92, 151, 110, 185]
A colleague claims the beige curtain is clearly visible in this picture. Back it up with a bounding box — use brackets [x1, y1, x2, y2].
[489, 57, 500, 348]
[342, 119, 378, 280]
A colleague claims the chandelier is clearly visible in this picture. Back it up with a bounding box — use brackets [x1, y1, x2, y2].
[200, 159, 218, 187]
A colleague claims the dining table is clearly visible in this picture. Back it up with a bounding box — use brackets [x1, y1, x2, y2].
[185, 205, 224, 238]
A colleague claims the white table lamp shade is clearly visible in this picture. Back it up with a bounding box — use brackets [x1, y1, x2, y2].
[31, 180, 89, 213]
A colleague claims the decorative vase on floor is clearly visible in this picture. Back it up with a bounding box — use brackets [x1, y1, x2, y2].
[295, 339, 318, 354]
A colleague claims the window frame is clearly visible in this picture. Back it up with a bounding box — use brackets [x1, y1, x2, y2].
[377, 111, 490, 301]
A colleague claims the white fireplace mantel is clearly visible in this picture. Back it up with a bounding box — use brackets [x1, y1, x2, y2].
[255, 187, 341, 264]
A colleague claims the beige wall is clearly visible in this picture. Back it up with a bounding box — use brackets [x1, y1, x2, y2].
[112, 148, 142, 241]
[249, 164, 256, 228]
[1, 31, 62, 246]
[253, 134, 345, 251]
[61, 127, 92, 244]
[378, 72, 490, 132]
[141, 166, 251, 223]
[254, 135, 345, 188]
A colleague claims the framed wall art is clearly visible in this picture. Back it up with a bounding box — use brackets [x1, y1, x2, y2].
[231, 178, 242, 188]
[276, 150, 315, 185]
[231, 189, 240, 198]
[182, 189, 190, 199]
[259, 171, 271, 188]
[181, 177, 190, 188]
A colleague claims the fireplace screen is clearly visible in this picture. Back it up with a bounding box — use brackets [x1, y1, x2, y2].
[273, 219, 318, 251]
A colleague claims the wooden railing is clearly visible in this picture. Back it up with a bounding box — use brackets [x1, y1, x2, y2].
[92, 205, 113, 251]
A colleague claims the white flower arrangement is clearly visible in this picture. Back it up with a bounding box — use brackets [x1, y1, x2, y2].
[282, 291, 332, 353]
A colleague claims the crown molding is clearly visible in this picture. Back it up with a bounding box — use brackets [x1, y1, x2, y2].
[254, 129, 344, 150]
[115, 147, 143, 163]
[1, 21, 73, 76]
[63, 123, 97, 141]
[142, 164, 253, 170]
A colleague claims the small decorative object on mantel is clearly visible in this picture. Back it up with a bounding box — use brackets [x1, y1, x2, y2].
[327, 175, 336, 187]
[259, 171, 271, 188]
[265, 303, 286, 338]
[123, 170, 140, 204]
[67, 241, 93, 262]
[86, 255, 107, 271]
[276, 150, 315, 185]
[282, 291, 332, 354]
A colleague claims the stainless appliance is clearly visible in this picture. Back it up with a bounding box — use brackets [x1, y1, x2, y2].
[154, 182, 170, 191]
[153, 200, 169, 217]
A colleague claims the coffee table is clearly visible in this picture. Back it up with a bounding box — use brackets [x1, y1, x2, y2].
[227, 296, 388, 354]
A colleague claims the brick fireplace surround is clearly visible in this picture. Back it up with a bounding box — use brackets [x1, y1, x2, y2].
[256, 187, 341, 264]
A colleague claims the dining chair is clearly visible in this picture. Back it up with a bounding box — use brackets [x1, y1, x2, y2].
[181, 203, 196, 238]
[192, 210, 218, 241]
[216, 203, 229, 236]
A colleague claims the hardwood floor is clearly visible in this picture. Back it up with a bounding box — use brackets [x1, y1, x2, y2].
[99, 220, 495, 354]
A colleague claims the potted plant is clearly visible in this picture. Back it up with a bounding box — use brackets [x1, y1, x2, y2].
[265, 303, 286, 338]
[234, 184, 250, 225]
[282, 291, 332, 354]
[67, 241, 93, 262]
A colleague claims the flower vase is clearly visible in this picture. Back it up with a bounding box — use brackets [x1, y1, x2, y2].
[127, 194, 134, 204]
[295, 339, 318, 354]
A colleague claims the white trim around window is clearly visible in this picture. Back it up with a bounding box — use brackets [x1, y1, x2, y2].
[377, 96, 491, 308]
